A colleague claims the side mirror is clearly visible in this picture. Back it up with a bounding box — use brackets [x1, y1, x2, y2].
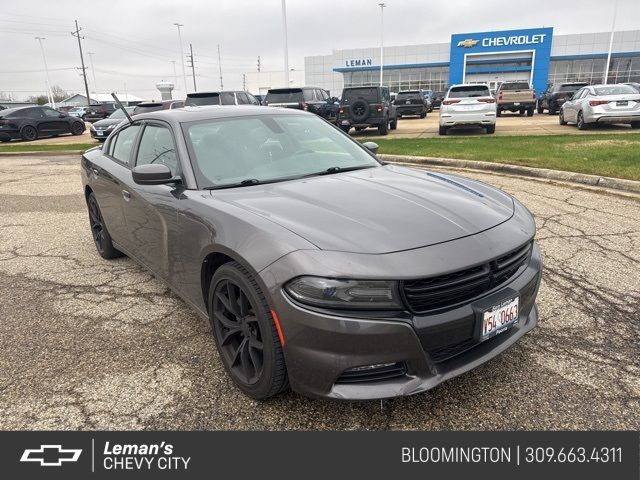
[362, 141, 379, 155]
[59, 114, 66, 118]
[390, 95, 396, 101]
[132, 164, 178, 185]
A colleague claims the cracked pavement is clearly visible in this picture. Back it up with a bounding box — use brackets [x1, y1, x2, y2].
[0, 154, 638, 430]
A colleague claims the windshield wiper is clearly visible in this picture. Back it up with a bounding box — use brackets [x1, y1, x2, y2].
[204, 178, 261, 190]
[300, 165, 377, 178]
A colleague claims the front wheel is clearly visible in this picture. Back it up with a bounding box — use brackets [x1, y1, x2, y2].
[577, 111, 587, 130]
[420, 112, 426, 119]
[340, 125, 350, 134]
[527, 108, 534, 117]
[537, 102, 544, 114]
[71, 122, 85, 135]
[486, 124, 496, 134]
[630, 122, 640, 129]
[209, 262, 289, 399]
[87, 192, 123, 259]
[438, 125, 447, 135]
[559, 110, 567, 125]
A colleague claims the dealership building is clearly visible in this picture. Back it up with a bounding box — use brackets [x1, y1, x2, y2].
[304, 27, 640, 95]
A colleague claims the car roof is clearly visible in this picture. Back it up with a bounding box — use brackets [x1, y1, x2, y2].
[449, 83, 490, 88]
[131, 105, 308, 124]
[186, 90, 243, 96]
[0, 106, 32, 115]
[398, 90, 421, 93]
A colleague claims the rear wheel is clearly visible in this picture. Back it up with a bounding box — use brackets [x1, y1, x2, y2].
[548, 103, 557, 115]
[537, 102, 544, 114]
[630, 122, 640, 129]
[527, 108, 534, 117]
[86, 192, 123, 259]
[438, 125, 447, 135]
[420, 112, 426, 119]
[389, 116, 397, 130]
[519, 109, 525, 115]
[577, 111, 587, 130]
[20, 125, 38, 141]
[209, 262, 288, 399]
[71, 122, 85, 135]
[378, 117, 389, 135]
[486, 124, 496, 134]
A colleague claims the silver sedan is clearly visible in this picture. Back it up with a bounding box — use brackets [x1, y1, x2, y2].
[560, 84, 640, 129]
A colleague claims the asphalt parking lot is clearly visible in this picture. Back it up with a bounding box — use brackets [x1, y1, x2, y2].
[0, 154, 638, 430]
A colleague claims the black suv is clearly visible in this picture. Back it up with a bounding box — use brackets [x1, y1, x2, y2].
[84, 103, 117, 123]
[185, 91, 261, 107]
[338, 86, 397, 135]
[264, 87, 338, 123]
[394, 90, 428, 118]
[537, 82, 589, 114]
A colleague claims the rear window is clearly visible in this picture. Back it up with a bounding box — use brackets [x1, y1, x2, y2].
[185, 93, 220, 106]
[342, 88, 379, 103]
[557, 84, 587, 92]
[133, 104, 163, 115]
[448, 86, 490, 98]
[499, 82, 530, 90]
[396, 92, 422, 101]
[265, 89, 303, 104]
[594, 85, 637, 96]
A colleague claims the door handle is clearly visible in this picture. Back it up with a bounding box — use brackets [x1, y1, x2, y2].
[122, 190, 131, 202]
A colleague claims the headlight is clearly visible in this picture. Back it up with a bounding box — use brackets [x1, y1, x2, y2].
[89, 124, 95, 131]
[284, 276, 403, 310]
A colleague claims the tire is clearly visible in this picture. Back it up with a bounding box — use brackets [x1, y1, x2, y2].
[378, 116, 389, 135]
[350, 100, 370, 123]
[548, 103, 557, 115]
[71, 121, 85, 135]
[496, 109, 502, 117]
[519, 109, 525, 115]
[340, 125, 350, 134]
[577, 111, 587, 130]
[537, 102, 544, 114]
[420, 112, 426, 119]
[354, 127, 366, 132]
[527, 108, 534, 117]
[559, 110, 567, 125]
[438, 125, 447, 135]
[389, 116, 397, 130]
[86, 192, 123, 259]
[20, 125, 38, 141]
[0, 137, 10, 143]
[208, 261, 288, 400]
[630, 122, 640, 129]
[486, 124, 496, 134]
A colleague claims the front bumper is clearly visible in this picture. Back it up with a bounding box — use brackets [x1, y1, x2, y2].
[266, 241, 542, 400]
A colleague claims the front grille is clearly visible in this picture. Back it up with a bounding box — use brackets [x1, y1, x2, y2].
[402, 242, 532, 314]
[335, 362, 407, 384]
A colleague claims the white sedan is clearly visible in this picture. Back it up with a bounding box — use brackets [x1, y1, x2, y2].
[439, 84, 497, 135]
[560, 84, 640, 130]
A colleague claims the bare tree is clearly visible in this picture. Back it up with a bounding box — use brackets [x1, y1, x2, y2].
[50, 85, 69, 103]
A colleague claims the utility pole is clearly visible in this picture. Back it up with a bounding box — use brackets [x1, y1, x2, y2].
[71, 20, 91, 106]
[257, 55, 261, 72]
[87, 52, 98, 95]
[378, 3, 386, 87]
[281, 0, 290, 86]
[243, 74, 246, 90]
[35, 37, 54, 108]
[173, 23, 188, 94]
[217, 44, 224, 90]
[604, 0, 619, 84]
[171, 60, 178, 90]
[187, 43, 197, 92]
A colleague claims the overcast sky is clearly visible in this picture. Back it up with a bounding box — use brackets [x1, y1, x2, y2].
[1, 0, 638, 100]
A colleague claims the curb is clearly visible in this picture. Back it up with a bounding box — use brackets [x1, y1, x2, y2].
[0, 150, 84, 157]
[379, 154, 640, 195]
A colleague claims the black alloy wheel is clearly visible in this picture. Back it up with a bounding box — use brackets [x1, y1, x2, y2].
[87, 192, 122, 259]
[209, 262, 288, 399]
[20, 125, 38, 141]
[71, 122, 85, 135]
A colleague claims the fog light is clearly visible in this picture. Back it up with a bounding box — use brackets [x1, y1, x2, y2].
[345, 363, 397, 372]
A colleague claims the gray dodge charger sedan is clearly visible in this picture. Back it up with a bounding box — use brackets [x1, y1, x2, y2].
[81, 106, 542, 400]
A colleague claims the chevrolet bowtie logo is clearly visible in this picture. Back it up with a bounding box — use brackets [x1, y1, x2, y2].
[20, 445, 82, 467]
[457, 39, 479, 48]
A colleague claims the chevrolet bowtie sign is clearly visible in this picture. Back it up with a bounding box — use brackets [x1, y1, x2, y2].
[457, 39, 479, 48]
[20, 445, 82, 467]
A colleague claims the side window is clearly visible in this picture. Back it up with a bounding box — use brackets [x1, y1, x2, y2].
[111, 124, 141, 164]
[26, 108, 44, 119]
[42, 107, 61, 117]
[236, 92, 250, 104]
[303, 89, 315, 101]
[246, 93, 259, 105]
[135, 125, 178, 176]
[220, 92, 236, 105]
[170, 101, 184, 109]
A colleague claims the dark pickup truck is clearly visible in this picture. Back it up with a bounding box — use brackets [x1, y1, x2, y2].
[537, 82, 589, 114]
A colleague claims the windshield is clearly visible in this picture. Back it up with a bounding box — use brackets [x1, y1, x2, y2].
[265, 89, 303, 104]
[342, 88, 379, 103]
[185, 94, 220, 106]
[184, 114, 379, 188]
[133, 104, 163, 115]
[448, 86, 490, 98]
[594, 85, 637, 96]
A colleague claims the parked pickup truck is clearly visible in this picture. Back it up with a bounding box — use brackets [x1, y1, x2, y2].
[496, 81, 536, 116]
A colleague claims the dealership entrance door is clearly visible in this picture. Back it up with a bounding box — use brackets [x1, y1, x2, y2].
[463, 51, 534, 87]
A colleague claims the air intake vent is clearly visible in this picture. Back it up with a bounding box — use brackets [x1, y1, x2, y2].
[335, 362, 407, 384]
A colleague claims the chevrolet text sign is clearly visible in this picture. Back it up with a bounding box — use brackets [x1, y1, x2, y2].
[481, 33, 547, 47]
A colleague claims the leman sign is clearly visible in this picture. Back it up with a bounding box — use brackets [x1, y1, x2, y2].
[482, 33, 547, 47]
[344, 58, 372, 67]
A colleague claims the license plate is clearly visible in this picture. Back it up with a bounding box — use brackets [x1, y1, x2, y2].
[341, 120, 349, 126]
[616, 101, 628, 106]
[405, 100, 411, 104]
[482, 297, 519, 340]
[514, 102, 520, 106]
[96, 132, 104, 136]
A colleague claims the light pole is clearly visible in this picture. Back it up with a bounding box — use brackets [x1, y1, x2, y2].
[87, 52, 98, 95]
[378, 3, 386, 87]
[281, 0, 290, 87]
[35, 37, 54, 108]
[173, 23, 188, 95]
[171, 60, 178, 90]
[603, 0, 619, 84]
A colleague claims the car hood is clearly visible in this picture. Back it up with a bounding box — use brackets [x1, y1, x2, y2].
[213, 165, 514, 254]
[92, 118, 124, 128]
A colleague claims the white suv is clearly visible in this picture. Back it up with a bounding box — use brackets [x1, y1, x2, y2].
[439, 84, 497, 135]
